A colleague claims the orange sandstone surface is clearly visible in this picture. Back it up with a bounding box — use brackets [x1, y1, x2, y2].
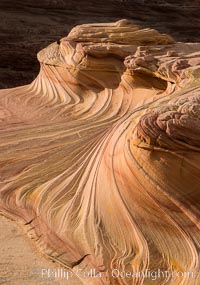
[0, 20, 200, 285]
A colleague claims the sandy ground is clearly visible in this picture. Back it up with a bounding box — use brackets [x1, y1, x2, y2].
[0, 215, 82, 285]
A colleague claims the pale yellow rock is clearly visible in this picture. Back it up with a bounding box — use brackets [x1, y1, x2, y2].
[0, 20, 200, 285]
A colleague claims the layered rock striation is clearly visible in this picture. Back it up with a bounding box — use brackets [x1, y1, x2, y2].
[0, 20, 200, 285]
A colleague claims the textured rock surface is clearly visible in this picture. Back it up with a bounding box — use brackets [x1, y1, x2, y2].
[1, 0, 200, 88]
[0, 20, 200, 284]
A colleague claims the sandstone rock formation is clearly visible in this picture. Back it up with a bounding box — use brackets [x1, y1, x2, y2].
[0, 20, 200, 285]
[1, 0, 200, 89]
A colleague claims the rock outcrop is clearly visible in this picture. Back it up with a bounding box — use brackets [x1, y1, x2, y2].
[0, 20, 200, 285]
[1, 0, 200, 88]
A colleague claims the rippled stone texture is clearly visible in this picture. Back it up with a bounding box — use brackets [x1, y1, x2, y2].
[0, 20, 200, 285]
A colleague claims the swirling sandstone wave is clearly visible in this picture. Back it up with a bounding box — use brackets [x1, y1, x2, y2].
[0, 20, 200, 285]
